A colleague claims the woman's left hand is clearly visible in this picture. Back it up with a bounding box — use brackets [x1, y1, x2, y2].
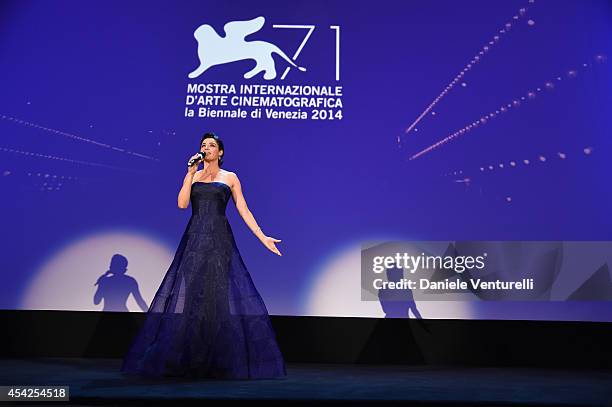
[262, 236, 282, 256]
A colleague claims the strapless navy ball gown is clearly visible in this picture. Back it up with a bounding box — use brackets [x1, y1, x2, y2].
[121, 181, 286, 379]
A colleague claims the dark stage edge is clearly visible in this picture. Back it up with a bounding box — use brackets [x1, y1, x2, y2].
[1, 358, 611, 407]
[4, 311, 612, 369]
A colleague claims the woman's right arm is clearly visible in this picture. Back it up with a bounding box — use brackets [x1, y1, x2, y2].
[178, 157, 200, 208]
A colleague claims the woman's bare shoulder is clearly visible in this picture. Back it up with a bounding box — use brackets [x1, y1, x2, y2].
[220, 169, 238, 189]
[221, 169, 237, 178]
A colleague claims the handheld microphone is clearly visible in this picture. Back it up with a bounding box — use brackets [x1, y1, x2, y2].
[188, 152, 205, 167]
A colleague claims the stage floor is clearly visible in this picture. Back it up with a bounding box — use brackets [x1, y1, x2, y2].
[1, 358, 611, 406]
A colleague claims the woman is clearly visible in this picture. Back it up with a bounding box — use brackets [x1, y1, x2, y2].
[121, 133, 287, 379]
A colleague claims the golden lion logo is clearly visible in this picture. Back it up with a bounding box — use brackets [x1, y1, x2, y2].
[188, 16, 307, 80]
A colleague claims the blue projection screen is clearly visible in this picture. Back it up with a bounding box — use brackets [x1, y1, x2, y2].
[1, 0, 611, 321]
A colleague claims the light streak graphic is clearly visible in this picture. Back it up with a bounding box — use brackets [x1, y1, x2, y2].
[403, 0, 536, 137]
[449, 146, 593, 180]
[0, 145, 147, 173]
[409, 56, 606, 161]
[1, 114, 159, 161]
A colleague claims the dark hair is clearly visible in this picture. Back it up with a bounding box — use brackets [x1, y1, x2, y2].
[199, 132, 224, 166]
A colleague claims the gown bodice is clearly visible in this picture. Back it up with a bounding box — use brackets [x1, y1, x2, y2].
[190, 182, 231, 218]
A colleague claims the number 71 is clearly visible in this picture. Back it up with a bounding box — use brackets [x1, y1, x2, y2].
[272, 24, 341, 81]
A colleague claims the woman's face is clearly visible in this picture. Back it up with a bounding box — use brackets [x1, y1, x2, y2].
[200, 138, 223, 161]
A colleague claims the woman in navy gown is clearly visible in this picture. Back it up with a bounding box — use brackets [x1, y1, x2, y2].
[121, 133, 286, 379]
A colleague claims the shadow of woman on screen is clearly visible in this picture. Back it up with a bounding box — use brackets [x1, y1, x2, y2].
[93, 254, 148, 312]
[378, 265, 422, 319]
[356, 265, 426, 364]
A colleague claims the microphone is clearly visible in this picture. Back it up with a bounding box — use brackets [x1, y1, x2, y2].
[188, 152, 205, 167]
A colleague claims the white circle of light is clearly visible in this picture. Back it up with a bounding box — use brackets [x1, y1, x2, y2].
[304, 242, 475, 320]
[21, 231, 173, 312]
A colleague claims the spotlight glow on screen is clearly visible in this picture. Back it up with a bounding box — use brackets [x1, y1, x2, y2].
[304, 242, 475, 319]
[21, 231, 173, 312]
